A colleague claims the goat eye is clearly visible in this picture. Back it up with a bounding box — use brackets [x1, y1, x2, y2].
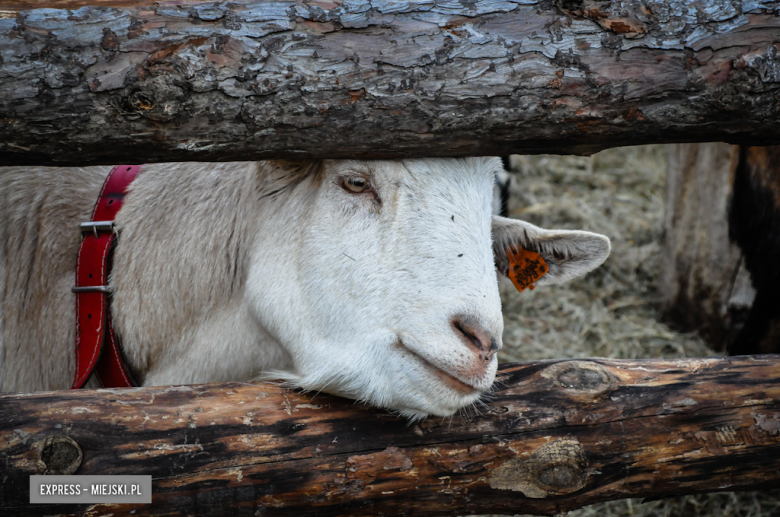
[343, 176, 369, 193]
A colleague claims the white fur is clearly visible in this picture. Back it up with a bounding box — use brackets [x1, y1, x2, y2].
[0, 158, 610, 418]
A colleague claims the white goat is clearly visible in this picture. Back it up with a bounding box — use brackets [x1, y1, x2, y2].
[0, 158, 609, 418]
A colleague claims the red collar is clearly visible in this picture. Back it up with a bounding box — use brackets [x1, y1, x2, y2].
[71, 165, 141, 389]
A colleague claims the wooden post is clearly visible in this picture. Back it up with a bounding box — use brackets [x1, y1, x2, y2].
[1, 0, 780, 165]
[660, 144, 780, 355]
[658, 143, 749, 349]
[2, 357, 780, 516]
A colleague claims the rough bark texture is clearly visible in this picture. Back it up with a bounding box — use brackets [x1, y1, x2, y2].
[2, 357, 780, 516]
[659, 143, 755, 350]
[1, 0, 780, 166]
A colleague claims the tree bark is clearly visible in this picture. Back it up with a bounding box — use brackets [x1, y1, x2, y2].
[659, 143, 754, 349]
[1, 0, 780, 166]
[2, 357, 780, 516]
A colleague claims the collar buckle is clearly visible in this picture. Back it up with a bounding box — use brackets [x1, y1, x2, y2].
[80, 221, 115, 238]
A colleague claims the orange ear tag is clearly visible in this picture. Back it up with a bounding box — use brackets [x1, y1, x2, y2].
[506, 247, 549, 292]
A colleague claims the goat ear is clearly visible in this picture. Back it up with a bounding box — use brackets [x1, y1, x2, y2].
[492, 215, 611, 288]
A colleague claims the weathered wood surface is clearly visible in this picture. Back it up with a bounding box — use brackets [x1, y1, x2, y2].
[1, 0, 780, 166]
[2, 356, 780, 516]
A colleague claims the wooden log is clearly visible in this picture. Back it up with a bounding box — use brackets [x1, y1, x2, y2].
[2, 356, 780, 516]
[1, 0, 780, 166]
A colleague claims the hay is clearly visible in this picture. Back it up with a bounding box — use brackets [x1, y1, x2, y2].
[495, 145, 780, 517]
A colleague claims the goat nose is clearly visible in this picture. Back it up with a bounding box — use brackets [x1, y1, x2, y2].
[453, 317, 502, 362]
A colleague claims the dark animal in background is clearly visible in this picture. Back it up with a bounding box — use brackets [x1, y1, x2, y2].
[728, 146, 780, 355]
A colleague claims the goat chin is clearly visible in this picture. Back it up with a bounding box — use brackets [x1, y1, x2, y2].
[257, 367, 489, 420]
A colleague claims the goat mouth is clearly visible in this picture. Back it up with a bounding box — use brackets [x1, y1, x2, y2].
[398, 341, 480, 396]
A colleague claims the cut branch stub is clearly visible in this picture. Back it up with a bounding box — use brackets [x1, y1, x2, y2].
[490, 439, 590, 498]
[33, 435, 82, 475]
[541, 360, 614, 395]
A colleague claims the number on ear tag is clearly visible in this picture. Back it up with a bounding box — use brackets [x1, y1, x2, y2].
[506, 247, 549, 292]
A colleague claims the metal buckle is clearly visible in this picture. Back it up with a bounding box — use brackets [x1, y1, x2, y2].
[80, 221, 115, 238]
[72, 286, 114, 294]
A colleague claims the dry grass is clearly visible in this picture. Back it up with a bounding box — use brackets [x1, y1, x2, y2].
[494, 145, 780, 517]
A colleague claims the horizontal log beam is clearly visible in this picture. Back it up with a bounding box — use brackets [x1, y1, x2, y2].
[0, 1, 779, 165]
[2, 356, 780, 516]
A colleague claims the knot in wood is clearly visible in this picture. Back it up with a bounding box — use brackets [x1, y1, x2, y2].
[125, 73, 187, 123]
[541, 360, 613, 396]
[489, 439, 589, 498]
[34, 435, 82, 475]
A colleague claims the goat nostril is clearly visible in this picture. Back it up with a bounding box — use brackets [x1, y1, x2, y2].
[454, 320, 483, 351]
[453, 317, 502, 365]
